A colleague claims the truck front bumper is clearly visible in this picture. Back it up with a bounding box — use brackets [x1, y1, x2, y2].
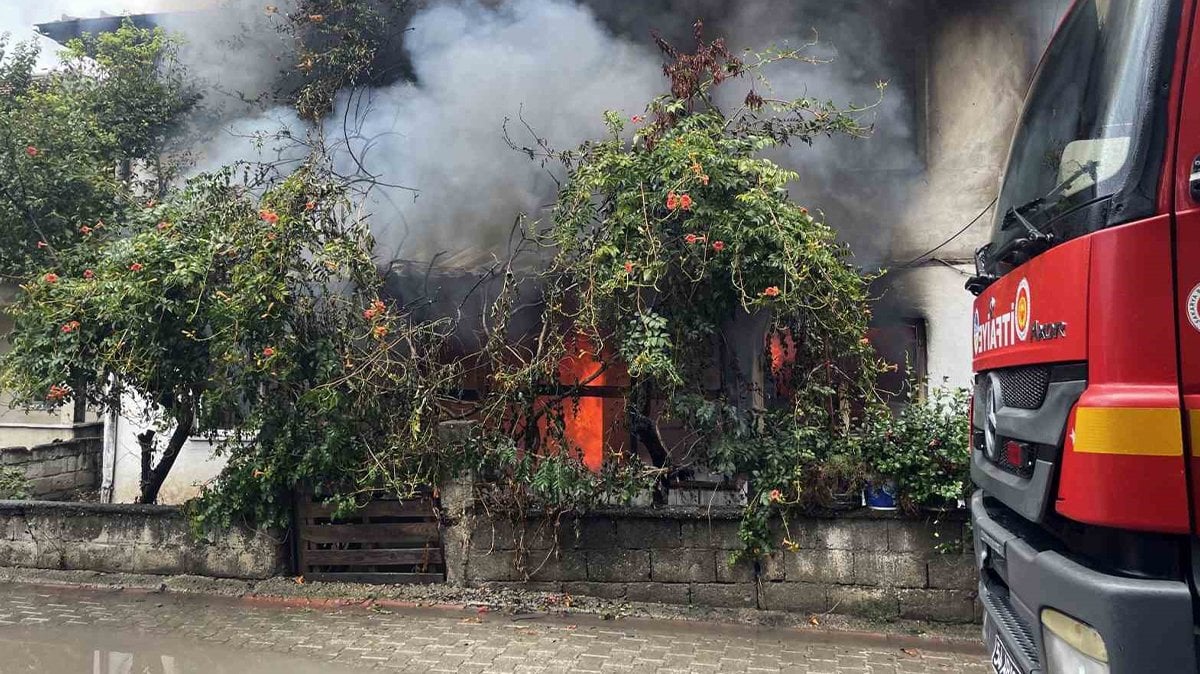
[971, 491, 1196, 673]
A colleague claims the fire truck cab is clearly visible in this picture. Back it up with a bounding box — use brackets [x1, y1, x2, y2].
[968, 0, 1200, 671]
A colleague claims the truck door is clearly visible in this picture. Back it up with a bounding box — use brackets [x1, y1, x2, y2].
[1170, 0, 1200, 532]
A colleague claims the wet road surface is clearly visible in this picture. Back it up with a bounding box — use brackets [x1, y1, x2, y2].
[0, 582, 988, 673]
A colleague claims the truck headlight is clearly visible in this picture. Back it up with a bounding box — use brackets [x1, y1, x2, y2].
[1042, 608, 1109, 674]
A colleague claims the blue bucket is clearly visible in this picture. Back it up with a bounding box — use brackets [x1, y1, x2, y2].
[865, 479, 898, 511]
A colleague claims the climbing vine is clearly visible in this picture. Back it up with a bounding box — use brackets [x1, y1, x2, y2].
[510, 25, 888, 556]
[273, 0, 412, 121]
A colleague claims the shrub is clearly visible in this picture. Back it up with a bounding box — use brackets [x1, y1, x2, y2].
[0, 467, 30, 500]
[860, 383, 971, 511]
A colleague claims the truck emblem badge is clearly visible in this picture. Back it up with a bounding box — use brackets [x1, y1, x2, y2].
[1189, 283, 1200, 333]
[1015, 279, 1031, 341]
[1032, 320, 1067, 341]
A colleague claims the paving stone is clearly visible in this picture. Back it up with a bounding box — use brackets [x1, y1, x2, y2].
[888, 519, 965, 554]
[563, 581, 627, 600]
[467, 550, 521, 582]
[815, 520, 890, 552]
[759, 582, 828, 613]
[715, 554, 756, 583]
[0, 580, 986, 672]
[471, 519, 560, 553]
[523, 549, 587, 582]
[569, 519, 618, 550]
[479, 580, 565, 593]
[926, 555, 977, 591]
[759, 552, 787, 581]
[898, 589, 977, 623]
[615, 519, 680, 549]
[827, 586, 900, 621]
[681, 520, 743, 550]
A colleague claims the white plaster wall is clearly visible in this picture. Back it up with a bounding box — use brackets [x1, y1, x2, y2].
[875, 263, 976, 389]
[876, 1, 1070, 391]
[104, 393, 229, 505]
[892, 0, 1071, 263]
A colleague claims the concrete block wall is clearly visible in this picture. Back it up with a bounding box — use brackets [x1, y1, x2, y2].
[0, 501, 283, 579]
[0, 437, 101, 499]
[447, 505, 978, 623]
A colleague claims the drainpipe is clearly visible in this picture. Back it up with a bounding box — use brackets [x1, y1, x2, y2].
[100, 381, 120, 503]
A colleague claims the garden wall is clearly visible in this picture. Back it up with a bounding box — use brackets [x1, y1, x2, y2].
[1, 436, 102, 499]
[0, 500, 283, 579]
[442, 486, 978, 623]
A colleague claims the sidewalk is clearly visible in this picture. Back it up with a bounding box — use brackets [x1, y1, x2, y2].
[0, 567, 987, 673]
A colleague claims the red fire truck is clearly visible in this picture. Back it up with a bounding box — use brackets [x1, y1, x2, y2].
[968, 0, 1200, 671]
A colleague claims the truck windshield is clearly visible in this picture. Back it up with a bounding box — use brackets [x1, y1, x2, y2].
[984, 0, 1178, 274]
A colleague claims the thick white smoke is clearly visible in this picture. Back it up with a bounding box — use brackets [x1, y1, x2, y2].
[8, 0, 921, 265]
[10, 0, 1067, 269]
[334, 0, 664, 262]
[194, 0, 665, 263]
[155, 2, 295, 115]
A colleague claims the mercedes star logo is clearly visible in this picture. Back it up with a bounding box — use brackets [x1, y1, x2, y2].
[984, 372, 1003, 462]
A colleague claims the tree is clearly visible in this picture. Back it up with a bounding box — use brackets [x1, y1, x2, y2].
[0, 23, 198, 281]
[0, 14, 439, 511]
[0, 23, 198, 501]
[275, 0, 413, 121]
[1, 164, 406, 504]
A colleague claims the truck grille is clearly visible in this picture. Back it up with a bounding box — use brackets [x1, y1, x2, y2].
[997, 366, 1049, 410]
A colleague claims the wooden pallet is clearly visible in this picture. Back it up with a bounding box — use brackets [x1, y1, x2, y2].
[295, 492, 445, 584]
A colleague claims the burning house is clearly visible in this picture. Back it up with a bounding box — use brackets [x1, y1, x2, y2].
[4, 0, 1070, 503]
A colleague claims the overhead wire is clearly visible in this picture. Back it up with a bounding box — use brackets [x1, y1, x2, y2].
[893, 197, 997, 271]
